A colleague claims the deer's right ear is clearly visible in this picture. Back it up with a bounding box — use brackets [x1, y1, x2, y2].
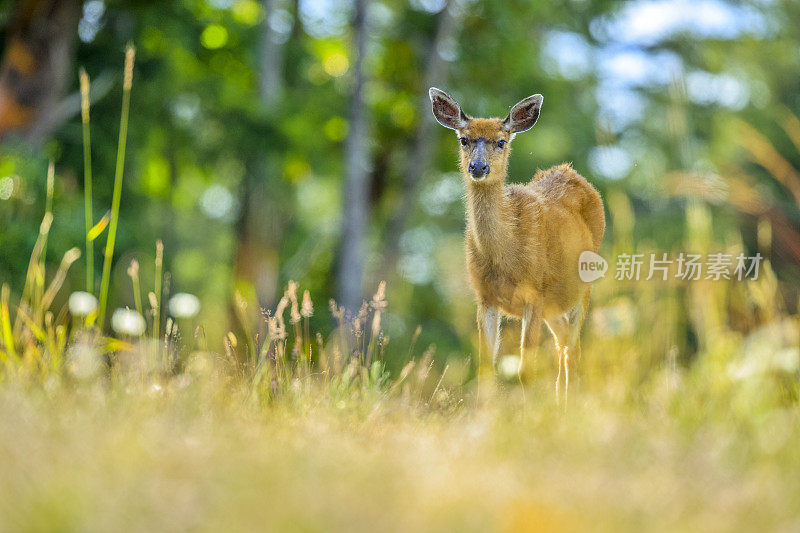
[429, 87, 469, 130]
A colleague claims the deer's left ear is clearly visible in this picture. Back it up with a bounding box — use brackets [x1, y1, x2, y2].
[503, 94, 543, 134]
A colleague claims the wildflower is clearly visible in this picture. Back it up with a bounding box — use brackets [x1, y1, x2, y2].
[286, 281, 301, 324]
[371, 281, 387, 310]
[68, 291, 98, 316]
[268, 312, 286, 341]
[497, 354, 521, 381]
[226, 331, 238, 348]
[301, 290, 313, 318]
[127, 258, 139, 278]
[168, 292, 200, 319]
[354, 301, 368, 337]
[370, 281, 387, 337]
[111, 308, 146, 336]
[329, 299, 344, 321]
[274, 296, 288, 338]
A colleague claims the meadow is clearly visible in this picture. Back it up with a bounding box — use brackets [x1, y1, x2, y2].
[2, 1, 800, 530]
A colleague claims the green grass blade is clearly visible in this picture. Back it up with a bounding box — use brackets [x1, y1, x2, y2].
[98, 45, 136, 328]
[34, 162, 55, 314]
[80, 68, 95, 294]
[153, 240, 163, 340]
[1, 284, 17, 361]
[87, 211, 110, 241]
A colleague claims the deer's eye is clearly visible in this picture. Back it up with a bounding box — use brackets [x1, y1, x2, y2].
[497, 140, 506, 149]
[459, 137, 468, 147]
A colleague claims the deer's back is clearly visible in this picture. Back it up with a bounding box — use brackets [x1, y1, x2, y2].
[527, 163, 605, 250]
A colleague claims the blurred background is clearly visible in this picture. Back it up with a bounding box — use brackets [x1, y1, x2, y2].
[0, 0, 799, 369]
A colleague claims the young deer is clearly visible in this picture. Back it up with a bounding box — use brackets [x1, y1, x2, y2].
[429, 88, 605, 397]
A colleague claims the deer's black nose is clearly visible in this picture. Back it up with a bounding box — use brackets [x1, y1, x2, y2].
[469, 160, 489, 177]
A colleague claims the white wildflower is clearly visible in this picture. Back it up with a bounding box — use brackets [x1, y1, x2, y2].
[168, 292, 200, 319]
[498, 354, 521, 380]
[111, 308, 146, 336]
[68, 291, 98, 316]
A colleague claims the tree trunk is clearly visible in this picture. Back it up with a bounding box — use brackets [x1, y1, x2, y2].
[0, 0, 81, 144]
[337, 0, 370, 311]
[259, 0, 283, 106]
[233, 0, 288, 308]
[383, 0, 459, 273]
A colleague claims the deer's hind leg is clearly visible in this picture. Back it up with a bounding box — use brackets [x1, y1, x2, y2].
[545, 291, 590, 404]
[519, 302, 542, 377]
[544, 314, 569, 403]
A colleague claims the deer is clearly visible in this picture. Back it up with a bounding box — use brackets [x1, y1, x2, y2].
[428, 87, 605, 400]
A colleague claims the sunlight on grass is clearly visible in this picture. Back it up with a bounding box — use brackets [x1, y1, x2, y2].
[0, 240, 798, 530]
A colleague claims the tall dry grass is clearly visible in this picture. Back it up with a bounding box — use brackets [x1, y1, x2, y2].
[1, 155, 798, 529]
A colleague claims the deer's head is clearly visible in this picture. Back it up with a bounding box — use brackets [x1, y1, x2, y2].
[429, 88, 542, 183]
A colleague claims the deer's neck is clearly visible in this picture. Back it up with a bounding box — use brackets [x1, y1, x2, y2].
[466, 179, 511, 258]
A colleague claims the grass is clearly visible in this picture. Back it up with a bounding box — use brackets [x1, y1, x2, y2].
[80, 67, 94, 294]
[1, 48, 799, 532]
[0, 242, 798, 530]
[0, 322, 798, 531]
[97, 45, 135, 328]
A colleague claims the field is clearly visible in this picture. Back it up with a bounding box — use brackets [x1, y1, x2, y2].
[1, 255, 799, 531]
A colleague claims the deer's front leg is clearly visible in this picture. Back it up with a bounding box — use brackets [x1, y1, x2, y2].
[477, 303, 502, 372]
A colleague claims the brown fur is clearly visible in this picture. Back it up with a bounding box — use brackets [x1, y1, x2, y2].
[446, 112, 605, 396]
[457, 118, 605, 319]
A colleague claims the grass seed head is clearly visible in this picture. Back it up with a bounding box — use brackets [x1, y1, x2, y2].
[301, 290, 313, 318]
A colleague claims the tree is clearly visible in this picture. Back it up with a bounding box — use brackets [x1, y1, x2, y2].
[233, 0, 290, 309]
[383, 0, 460, 272]
[0, 0, 81, 144]
[337, 0, 370, 311]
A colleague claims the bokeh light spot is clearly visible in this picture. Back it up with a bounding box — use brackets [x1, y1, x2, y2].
[323, 116, 349, 141]
[232, 0, 262, 25]
[200, 184, 238, 221]
[322, 52, 349, 77]
[391, 100, 415, 129]
[283, 155, 311, 183]
[0, 176, 14, 200]
[201, 24, 229, 49]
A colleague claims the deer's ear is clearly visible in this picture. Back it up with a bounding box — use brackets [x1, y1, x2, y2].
[503, 94, 543, 134]
[429, 87, 469, 130]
